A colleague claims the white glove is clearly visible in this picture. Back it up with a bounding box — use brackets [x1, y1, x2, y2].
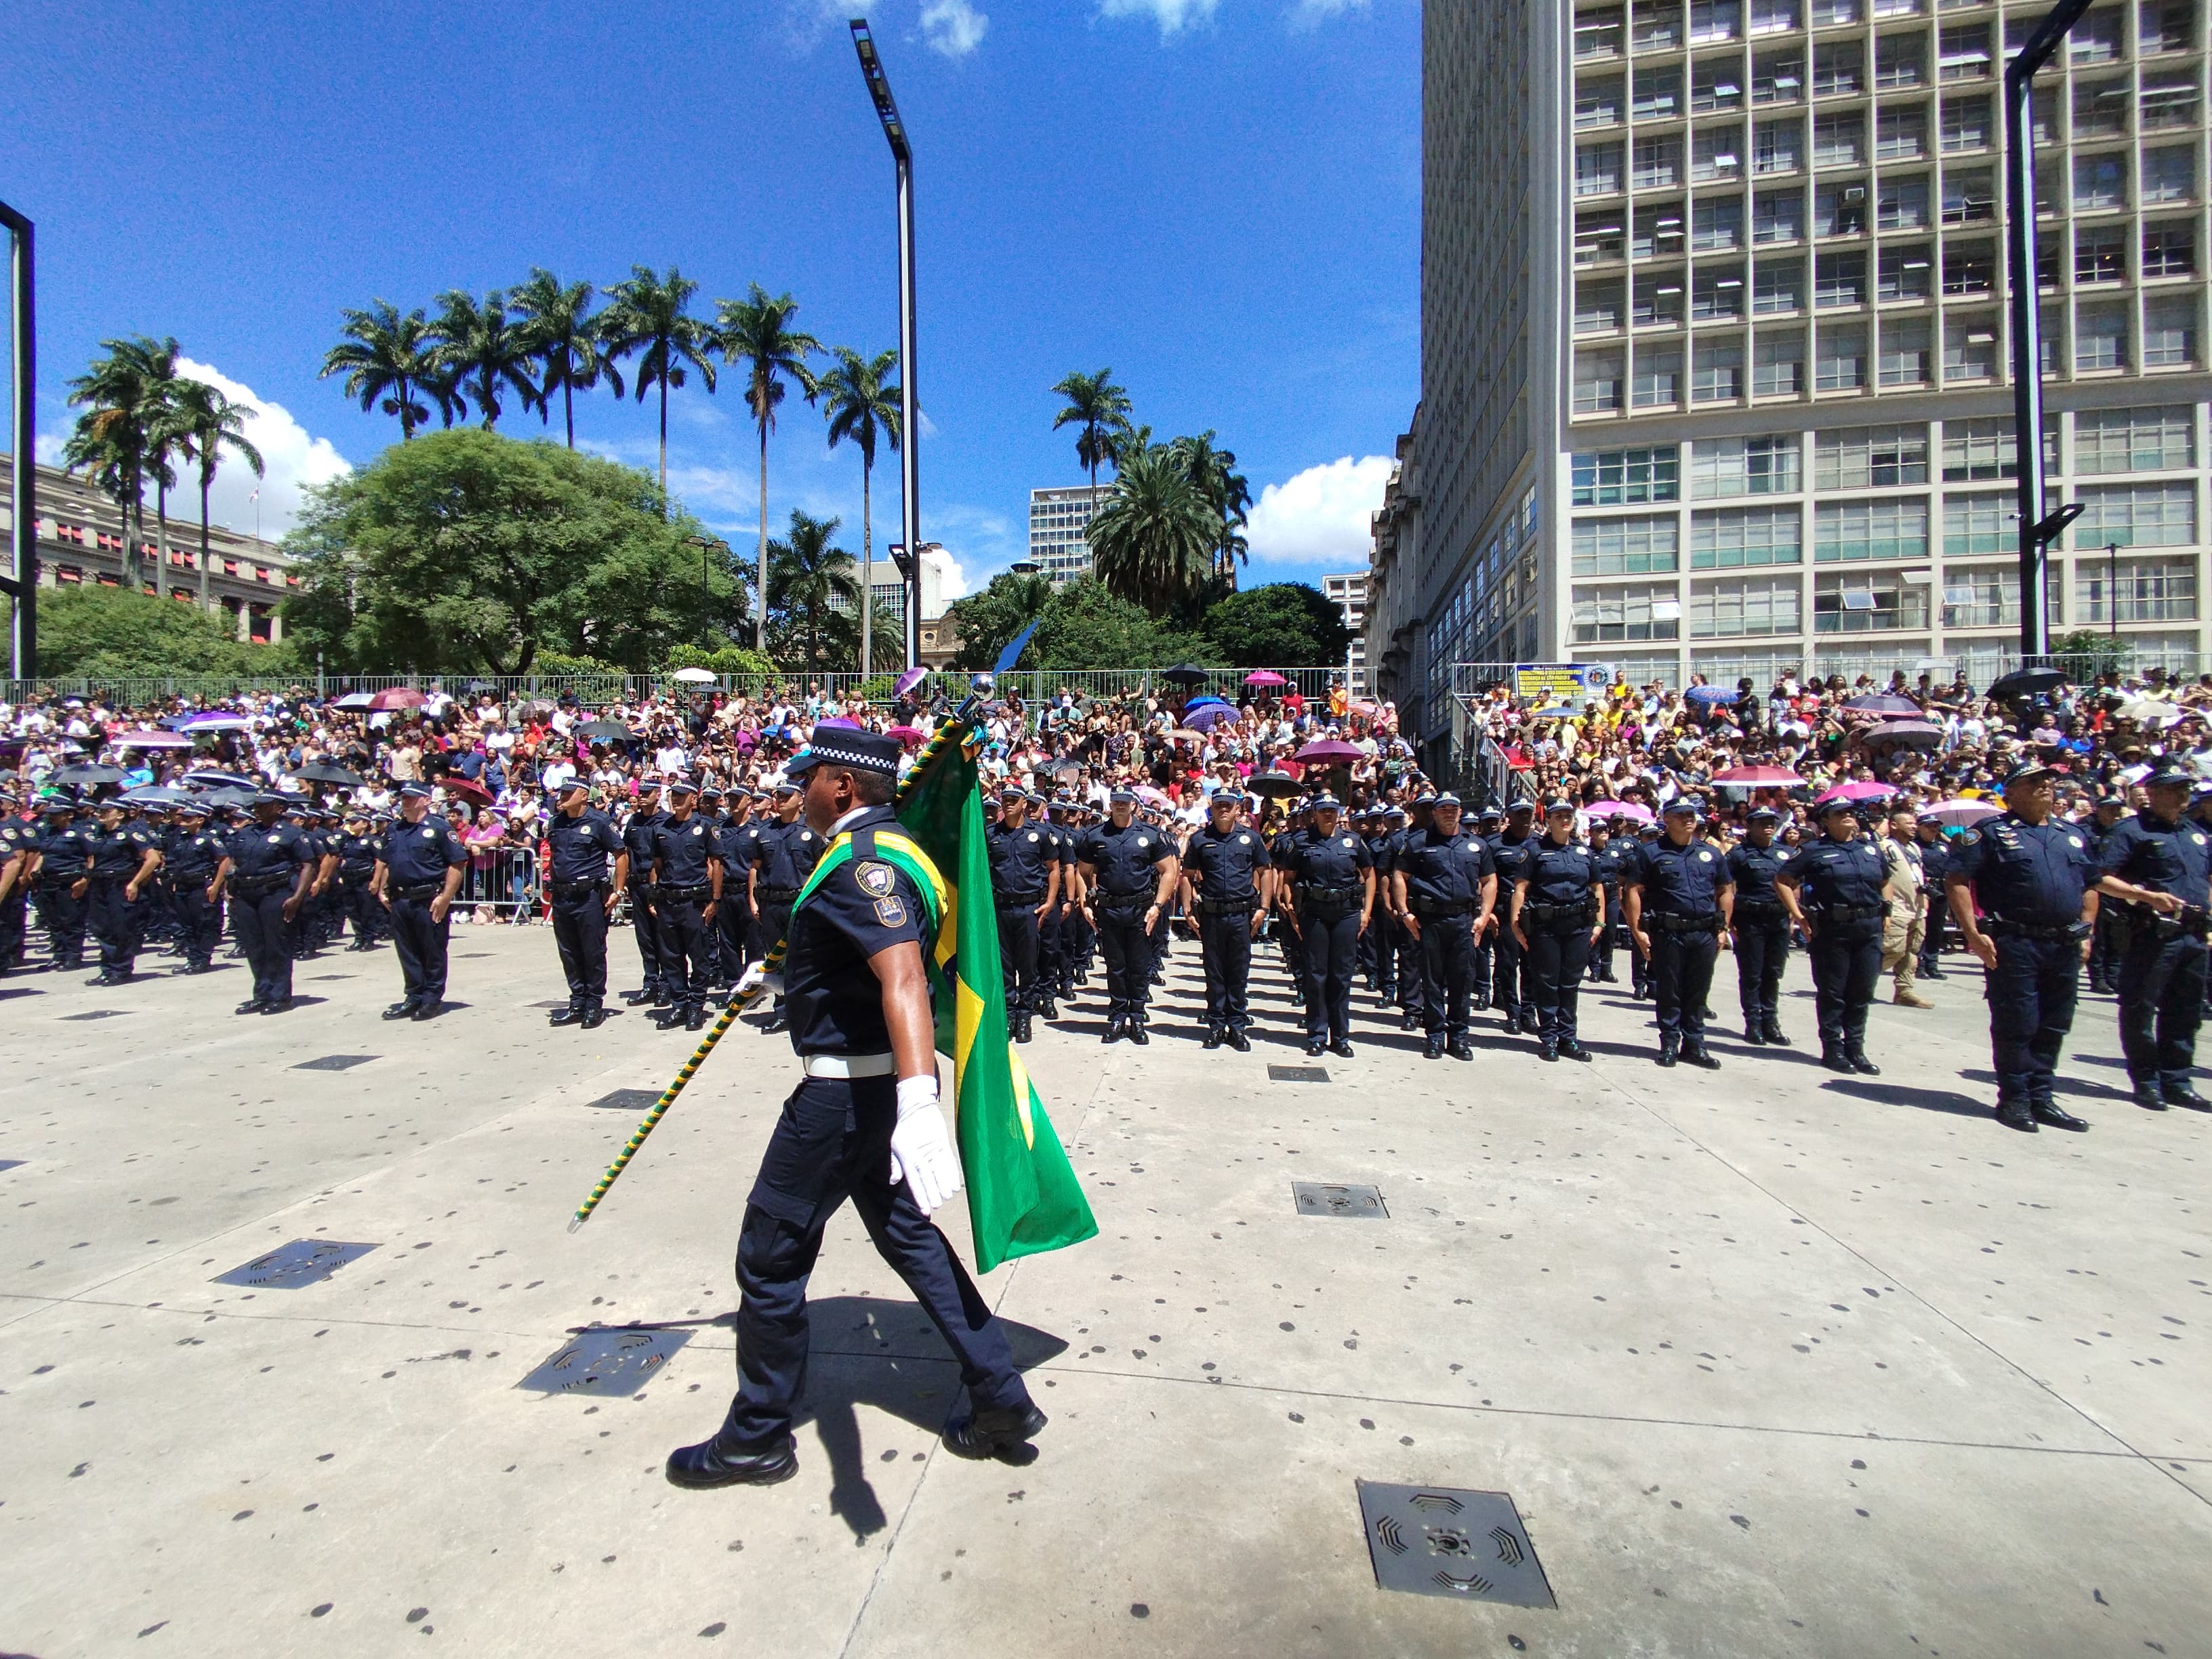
[887, 1074, 964, 1215]
[735, 960, 781, 999]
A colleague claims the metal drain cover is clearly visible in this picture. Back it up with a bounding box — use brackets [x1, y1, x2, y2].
[1357, 1482, 1554, 1607]
[63, 1010, 128, 1021]
[1294, 1181, 1387, 1218]
[212, 1240, 379, 1289]
[588, 1088, 663, 1112]
[518, 1328, 692, 1395]
[294, 1054, 380, 1072]
[1269, 1064, 1330, 1083]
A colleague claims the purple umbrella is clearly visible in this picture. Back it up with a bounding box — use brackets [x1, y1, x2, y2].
[1843, 693, 1922, 716]
[1862, 719, 1945, 750]
[1293, 739, 1364, 764]
[1814, 780, 1898, 805]
[1184, 703, 1237, 731]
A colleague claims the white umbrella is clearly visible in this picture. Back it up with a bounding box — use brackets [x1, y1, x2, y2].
[671, 667, 718, 684]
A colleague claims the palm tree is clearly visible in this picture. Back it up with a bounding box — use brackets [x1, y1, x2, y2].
[509, 269, 620, 449]
[1050, 369, 1133, 509]
[1171, 430, 1253, 583]
[598, 265, 717, 503]
[1086, 442, 1222, 617]
[169, 380, 265, 612]
[717, 285, 822, 654]
[818, 346, 901, 678]
[766, 509, 859, 672]
[63, 335, 182, 592]
[319, 301, 452, 439]
[428, 289, 539, 429]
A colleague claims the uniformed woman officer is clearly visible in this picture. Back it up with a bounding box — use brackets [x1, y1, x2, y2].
[1511, 800, 1603, 1061]
[1279, 794, 1373, 1058]
[1778, 798, 1889, 1074]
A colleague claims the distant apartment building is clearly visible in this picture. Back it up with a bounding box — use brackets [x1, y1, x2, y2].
[1029, 486, 1105, 584]
[1324, 571, 1372, 694]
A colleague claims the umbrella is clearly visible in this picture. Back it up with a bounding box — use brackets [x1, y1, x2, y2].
[109, 731, 197, 750]
[1181, 694, 1231, 710]
[1925, 797, 2003, 826]
[1292, 739, 1364, 764]
[293, 761, 365, 787]
[49, 763, 127, 786]
[332, 691, 377, 710]
[441, 775, 493, 807]
[368, 687, 426, 712]
[1133, 785, 1172, 807]
[1682, 684, 1736, 705]
[1711, 765, 1801, 784]
[182, 769, 259, 790]
[1162, 664, 1210, 686]
[1038, 756, 1085, 779]
[893, 665, 930, 699]
[197, 786, 257, 809]
[671, 667, 718, 684]
[1166, 728, 1208, 743]
[1862, 719, 1945, 750]
[1243, 670, 1288, 687]
[176, 712, 249, 732]
[1843, 693, 1922, 716]
[1988, 666, 2067, 701]
[886, 725, 928, 743]
[1814, 780, 1897, 804]
[1247, 771, 1303, 798]
[119, 785, 188, 805]
[2114, 695, 2177, 724]
[577, 719, 634, 741]
[1183, 703, 1237, 731]
[1587, 800, 1654, 823]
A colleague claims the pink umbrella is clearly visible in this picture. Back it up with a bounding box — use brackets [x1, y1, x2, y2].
[1243, 670, 1288, 687]
[887, 724, 928, 743]
[1133, 785, 1172, 807]
[1815, 780, 1898, 804]
[1711, 764, 1800, 784]
[1587, 800, 1654, 823]
[1292, 739, 1364, 764]
[109, 731, 197, 750]
[368, 687, 426, 712]
[1925, 796, 2001, 827]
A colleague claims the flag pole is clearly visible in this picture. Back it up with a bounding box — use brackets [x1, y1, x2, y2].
[567, 684, 985, 1233]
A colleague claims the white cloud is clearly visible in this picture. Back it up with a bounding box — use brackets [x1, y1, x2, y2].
[1099, 0, 1221, 36]
[920, 546, 969, 601]
[921, 0, 989, 56]
[1244, 455, 1392, 567]
[1287, 0, 1368, 26]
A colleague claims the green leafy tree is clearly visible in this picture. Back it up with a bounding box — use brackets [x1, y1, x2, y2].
[509, 269, 621, 449]
[319, 301, 453, 439]
[283, 429, 740, 675]
[64, 335, 184, 593]
[169, 379, 265, 613]
[598, 265, 718, 501]
[819, 346, 901, 676]
[765, 510, 859, 674]
[940, 570, 1057, 672]
[1086, 443, 1222, 617]
[1171, 430, 1252, 581]
[716, 284, 821, 653]
[1050, 369, 1132, 504]
[667, 642, 779, 679]
[38, 583, 293, 677]
[1200, 582, 1351, 668]
[428, 289, 539, 430]
[945, 575, 1206, 674]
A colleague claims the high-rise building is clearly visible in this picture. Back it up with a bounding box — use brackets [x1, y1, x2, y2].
[1029, 485, 1106, 583]
[1324, 571, 1372, 693]
[1374, 0, 2212, 737]
[830, 542, 956, 634]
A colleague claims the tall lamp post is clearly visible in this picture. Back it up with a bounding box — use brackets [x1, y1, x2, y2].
[2005, 0, 2093, 661]
[851, 18, 922, 671]
[0, 200, 33, 680]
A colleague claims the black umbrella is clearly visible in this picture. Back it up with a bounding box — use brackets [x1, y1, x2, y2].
[182, 769, 260, 790]
[49, 762, 127, 786]
[1247, 771, 1302, 798]
[1988, 666, 2068, 701]
[1037, 756, 1085, 779]
[1161, 663, 1210, 686]
[578, 719, 634, 741]
[293, 761, 365, 787]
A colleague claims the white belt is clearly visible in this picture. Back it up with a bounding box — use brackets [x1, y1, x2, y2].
[802, 1052, 897, 1079]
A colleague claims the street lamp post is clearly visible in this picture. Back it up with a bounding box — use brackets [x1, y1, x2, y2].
[851, 18, 921, 671]
[2005, 0, 2094, 660]
[0, 200, 34, 680]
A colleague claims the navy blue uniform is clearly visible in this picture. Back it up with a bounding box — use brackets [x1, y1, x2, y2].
[545, 808, 626, 1013]
[1725, 840, 1791, 1040]
[708, 815, 757, 981]
[379, 812, 468, 1008]
[986, 818, 1059, 1025]
[1361, 826, 1398, 996]
[33, 819, 94, 968]
[223, 819, 316, 1006]
[165, 823, 228, 970]
[623, 806, 670, 1001]
[0, 816, 37, 970]
[720, 807, 1035, 1452]
[85, 821, 160, 976]
[1486, 829, 1538, 1025]
[1399, 826, 1493, 1048]
[1184, 822, 1269, 1040]
[651, 812, 722, 1021]
[1282, 825, 1370, 1047]
[1627, 836, 1731, 1053]
[335, 830, 384, 947]
[1078, 819, 1175, 1029]
[1917, 832, 1952, 976]
[1518, 838, 1600, 1047]
[1589, 838, 1627, 984]
[1949, 813, 2098, 1109]
[2098, 810, 2212, 1096]
[1387, 822, 1428, 1015]
[1782, 834, 1888, 1062]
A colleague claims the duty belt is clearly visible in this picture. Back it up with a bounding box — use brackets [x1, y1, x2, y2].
[659, 882, 712, 902]
[1409, 898, 1473, 918]
[1645, 912, 1718, 935]
[1986, 916, 2091, 942]
[1523, 901, 1595, 928]
[549, 880, 610, 899]
[1298, 882, 1360, 903]
[1809, 901, 1885, 923]
[756, 885, 799, 902]
[228, 875, 291, 895]
[1734, 902, 1785, 922]
[391, 882, 445, 901]
[1198, 895, 1257, 914]
[996, 893, 1044, 909]
[1099, 891, 1151, 909]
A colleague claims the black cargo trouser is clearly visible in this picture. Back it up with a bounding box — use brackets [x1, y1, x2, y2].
[1808, 922, 1883, 1056]
[1525, 920, 1592, 1043]
[657, 894, 714, 1016]
[550, 887, 611, 1010]
[997, 901, 1042, 1015]
[1198, 904, 1254, 1032]
[87, 875, 146, 974]
[0, 884, 28, 968]
[1733, 914, 1789, 1029]
[36, 881, 86, 968]
[1648, 924, 1719, 1047]
[1298, 905, 1360, 1044]
[389, 890, 454, 1003]
[1416, 909, 1477, 1042]
[230, 885, 295, 1004]
[1988, 930, 2081, 1105]
[630, 891, 665, 995]
[172, 878, 221, 966]
[2117, 930, 2207, 1094]
[1096, 899, 1153, 1019]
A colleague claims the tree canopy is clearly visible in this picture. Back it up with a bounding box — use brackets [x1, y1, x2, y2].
[945, 576, 1348, 676]
[1198, 583, 1351, 668]
[34, 585, 296, 678]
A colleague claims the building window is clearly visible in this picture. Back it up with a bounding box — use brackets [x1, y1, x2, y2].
[1753, 49, 1805, 102]
[1634, 65, 1683, 120]
[1692, 573, 1803, 636]
[1942, 315, 1999, 380]
[1690, 0, 1742, 40]
[1816, 495, 1930, 560]
[1693, 59, 1744, 110]
[1692, 124, 1745, 180]
[2072, 153, 2128, 211]
[1818, 423, 1928, 487]
[1692, 264, 1747, 319]
[1694, 338, 1746, 401]
[1879, 243, 1932, 301]
[1941, 567, 2051, 630]
[1754, 329, 1807, 394]
[1874, 30, 1924, 85]
[1634, 270, 1687, 325]
[1938, 23, 1991, 79]
[2068, 7, 2124, 60]
[1754, 189, 1807, 245]
[1877, 317, 1931, 386]
[2076, 302, 2130, 371]
[1577, 141, 1626, 196]
[2144, 294, 2200, 365]
[1750, 0, 1801, 31]
[1576, 5, 1627, 57]
[1942, 240, 1994, 295]
[1942, 491, 2018, 554]
[1876, 173, 1929, 230]
[1575, 349, 1626, 413]
[1942, 417, 2020, 480]
[1813, 111, 1866, 168]
[1815, 249, 1866, 308]
[2076, 226, 2127, 284]
[1813, 40, 1864, 97]
[1633, 133, 1683, 187]
[1813, 325, 1866, 389]
[1810, 0, 1860, 23]
[1940, 93, 1992, 150]
[2140, 1, 2195, 54]
[2143, 146, 2196, 203]
[1941, 167, 1994, 223]
[1815, 176, 1869, 233]
[1692, 196, 1745, 251]
[1754, 119, 1805, 176]
[1633, 343, 1684, 407]
[1577, 75, 1626, 127]
[2076, 558, 2199, 621]
[1572, 445, 1681, 505]
[1693, 505, 1805, 566]
[1815, 573, 1929, 632]
[1572, 514, 1681, 575]
[1576, 209, 1627, 264]
[2073, 483, 2197, 548]
[2073, 77, 2130, 138]
[2144, 222, 2196, 278]
[1754, 255, 1805, 311]
[1572, 581, 1682, 642]
[1577, 278, 1627, 333]
[2075, 407, 2195, 474]
[1875, 105, 1927, 159]
[1695, 435, 1802, 498]
[1633, 200, 1687, 256]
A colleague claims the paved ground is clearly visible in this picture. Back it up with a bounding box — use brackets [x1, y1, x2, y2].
[1, 920, 2209, 1658]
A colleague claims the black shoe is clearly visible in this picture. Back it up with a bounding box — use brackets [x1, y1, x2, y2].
[1471, 993, 1490, 1012]
[2135, 1082, 2171, 1111]
[1128, 1022, 1149, 1046]
[1423, 1040, 1444, 1060]
[1518, 1008, 1540, 1033]
[2163, 1083, 2211, 1111]
[1656, 1046, 1678, 1068]
[665, 1432, 799, 1490]
[686, 1008, 710, 1031]
[1399, 1010, 1420, 1031]
[1538, 1041, 1559, 1062]
[579, 1008, 607, 1030]
[1227, 1029, 1250, 1052]
[1744, 1025, 1767, 1046]
[762, 1011, 790, 1034]
[1038, 998, 1057, 1021]
[1847, 1052, 1880, 1076]
[260, 998, 294, 1015]
[411, 1000, 445, 1022]
[383, 1001, 418, 1020]
[651, 993, 674, 1010]
[2029, 1097, 2089, 1131]
[1447, 1042, 1474, 1062]
[1995, 1100, 2040, 1133]
[84, 971, 114, 987]
[621, 988, 654, 1004]
[548, 1007, 584, 1027]
[1202, 1026, 1222, 1050]
[654, 1008, 687, 1031]
[1103, 1016, 1122, 1044]
[943, 1401, 1048, 1460]
[2086, 978, 2112, 996]
[1304, 1040, 1326, 1057]
[1683, 1046, 1721, 1071]
[1823, 1050, 1854, 1074]
[234, 998, 267, 1015]
[1560, 1039, 1594, 1062]
[1328, 1040, 1354, 1059]
[1762, 1021, 1789, 1046]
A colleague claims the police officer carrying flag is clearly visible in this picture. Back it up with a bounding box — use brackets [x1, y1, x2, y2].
[1511, 799, 1602, 1061]
[375, 781, 468, 1023]
[1622, 796, 1732, 1069]
[544, 777, 628, 1030]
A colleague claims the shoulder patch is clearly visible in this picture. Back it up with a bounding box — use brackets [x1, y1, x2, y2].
[1959, 829, 1980, 845]
[873, 895, 907, 927]
[855, 859, 896, 898]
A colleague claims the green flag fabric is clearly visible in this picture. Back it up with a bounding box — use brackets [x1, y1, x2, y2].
[888, 745, 1099, 1273]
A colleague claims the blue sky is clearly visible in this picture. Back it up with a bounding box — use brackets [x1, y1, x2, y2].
[2, 0, 1417, 598]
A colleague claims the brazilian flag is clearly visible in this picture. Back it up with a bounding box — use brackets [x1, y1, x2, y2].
[878, 743, 1099, 1273]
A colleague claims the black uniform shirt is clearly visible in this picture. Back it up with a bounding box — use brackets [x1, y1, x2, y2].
[1488, 829, 1538, 892]
[1364, 830, 1396, 879]
[382, 814, 469, 886]
[86, 822, 158, 880]
[1918, 834, 1952, 893]
[650, 814, 719, 889]
[165, 827, 228, 880]
[757, 819, 825, 892]
[0, 817, 35, 871]
[1399, 827, 1493, 908]
[1779, 835, 1886, 914]
[623, 807, 666, 876]
[1725, 842, 1789, 916]
[1949, 813, 2096, 924]
[35, 821, 96, 881]
[224, 821, 316, 883]
[1591, 840, 1626, 893]
[337, 832, 381, 872]
[985, 819, 1058, 901]
[2099, 811, 2212, 909]
[1626, 837, 1732, 917]
[1523, 839, 1599, 907]
[546, 808, 625, 884]
[1282, 826, 1371, 890]
[1183, 823, 1271, 906]
[1076, 820, 1174, 898]
[784, 806, 933, 1057]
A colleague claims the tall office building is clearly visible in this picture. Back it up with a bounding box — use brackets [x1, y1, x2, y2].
[1029, 485, 1106, 583]
[1372, 0, 2212, 739]
[1324, 571, 1372, 693]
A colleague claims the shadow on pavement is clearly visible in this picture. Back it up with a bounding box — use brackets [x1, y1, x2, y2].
[1824, 1078, 1991, 1118]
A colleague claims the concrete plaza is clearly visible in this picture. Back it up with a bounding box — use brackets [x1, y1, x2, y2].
[1, 922, 2208, 1657]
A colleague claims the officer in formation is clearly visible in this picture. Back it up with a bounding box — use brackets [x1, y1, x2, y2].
[650, 778, 722, 1033]
[1388, 797, 1430, 1028]
[215, 791, 317, 1014]
[164, 802, 227, 975]
[2091, 761, 2212, 1111]
[1047, 800, 1089, 1006]
[1027, 792, 1067, 1019]
[1776, 798, 1888, 1075]
[666, 728, 1043, 1490]
[0, 787, 35, 973]
[1358, 806, 1399, 1003]
[375, 780, 468, 1023]
[1511, 799, 1601, 1062]
[1622, 796, 1730, 1069]
[335, 808, 386, 950]
[1725, 806, 1793, 1045]
[1467, 804, 1502, 1010]
[1181, 789, 1267, 1050]
[1486, 800, 1539, 1032]
[621, 779, 670, 1010]
[543, 776, 628, 1030]
[81, 799, 162, 986]
[1278, 794, 1372, 1059]
[33, 797, 91, 972]
[747, 781, 825, 1033]
[1914, 810, 1952, 981]
[985, 783, 1059, 1043]
[1393, 792, 1494, 1061]
[1586, 815, 1624, 986]
[1077, 787, 1178, 1045]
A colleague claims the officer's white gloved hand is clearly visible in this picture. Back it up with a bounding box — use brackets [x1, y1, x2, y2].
[887, 1073, 964, 1214]
[735, 960, 781, 999]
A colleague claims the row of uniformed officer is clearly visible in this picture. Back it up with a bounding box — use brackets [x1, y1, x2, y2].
[1622, 796, 1731, 1069]
[1776, 798, 1887, 1075]
[1391, 792, 1494, 1060]
[376, 781, 468, 1021]
[985, 784, 1060, 1042]
[2087, 761, 2212, 1112]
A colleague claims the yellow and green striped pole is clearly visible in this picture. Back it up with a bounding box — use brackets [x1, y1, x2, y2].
[568, 701, 979, 1232]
